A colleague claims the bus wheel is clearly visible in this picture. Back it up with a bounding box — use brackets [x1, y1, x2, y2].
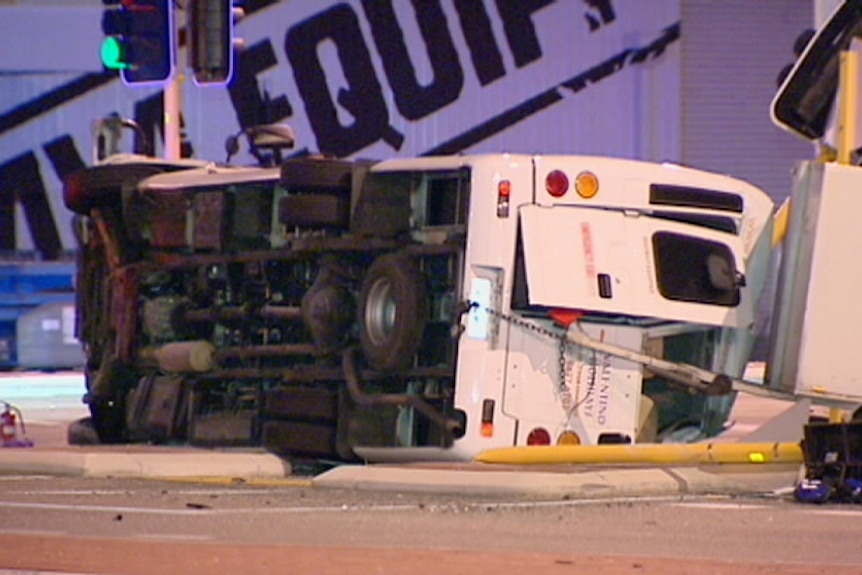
[88, 396, 126, 444]
[358, 254, 427, 371]
[67, 417, 100, 445]
[85, 360, 127, 444]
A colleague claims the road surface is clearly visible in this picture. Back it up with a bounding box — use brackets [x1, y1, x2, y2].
[0, 476, 859, 574]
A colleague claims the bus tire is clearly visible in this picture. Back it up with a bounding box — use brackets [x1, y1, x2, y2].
[358, 254, 427, 371]
[89, 396, 126, 444]
[85, 357, 128, 444]
[67, 417, 101, 445]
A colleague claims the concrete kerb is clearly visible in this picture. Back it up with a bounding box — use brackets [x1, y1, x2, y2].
[310, 463, 800, 498]
[0, 450, 94, 477]
[80, 451, 292, 479]
[0, 448, 291, 479]
[0, 448, 800, 499]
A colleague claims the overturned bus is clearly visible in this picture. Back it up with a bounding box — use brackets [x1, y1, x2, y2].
[63, 145, 774, 461]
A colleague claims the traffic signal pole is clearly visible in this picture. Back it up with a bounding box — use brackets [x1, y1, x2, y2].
[101, 0, 237, 161]
[164, 73, 181, 160]
[100, 0, 179, 159]
[163, 1, 181, 160]
[167, 0, 240, 158]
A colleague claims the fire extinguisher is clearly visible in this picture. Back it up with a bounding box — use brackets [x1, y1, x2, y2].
[1, 402, 17, 445]
[1, 401, 31, 448]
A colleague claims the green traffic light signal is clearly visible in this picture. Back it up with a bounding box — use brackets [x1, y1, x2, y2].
[100, 0, 176, 84]
[101, 36, 127, 70]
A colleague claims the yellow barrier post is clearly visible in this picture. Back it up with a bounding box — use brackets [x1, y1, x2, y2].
[475, 442, 803, 466]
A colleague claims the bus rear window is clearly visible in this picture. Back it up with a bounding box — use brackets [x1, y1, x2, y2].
[652, 232, 742, 307]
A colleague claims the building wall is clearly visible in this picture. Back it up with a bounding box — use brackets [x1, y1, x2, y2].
[681, 0, 814, 202]
[0, 0, 817, 257]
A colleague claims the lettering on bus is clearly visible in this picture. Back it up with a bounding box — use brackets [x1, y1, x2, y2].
[581, 351, 612, 425]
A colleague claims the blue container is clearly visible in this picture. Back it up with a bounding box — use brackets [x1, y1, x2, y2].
[0, 260, 76, 369]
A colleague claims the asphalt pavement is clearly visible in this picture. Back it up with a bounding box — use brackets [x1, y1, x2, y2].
[0, 368, 805, 499]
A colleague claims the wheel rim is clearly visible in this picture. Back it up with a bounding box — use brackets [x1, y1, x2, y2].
[363, 277, 396, 347]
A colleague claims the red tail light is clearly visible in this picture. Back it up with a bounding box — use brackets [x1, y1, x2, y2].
[526, 427, 551, 446]
[545, 170, 568, 198]
[497, 180, 511, 218]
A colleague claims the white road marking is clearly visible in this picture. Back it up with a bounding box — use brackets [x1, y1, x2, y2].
[0, 528, 67, 537]
[805, 508, 862, 517]
[673, 500, 862, 516]
[7, 488, 287, 496]
[673, 502, 769, 510]
[0, 495, 715, 516]
[0, 496, 726, 516]
[0, 501, 211, 516]
[132, 533, 214, 542]
[488, 495, 712, 509]
[0, 476, 52, 481]
[6, 493, 859, 518]
[0, 571, 91, 575]
[0, 499, 421, 515]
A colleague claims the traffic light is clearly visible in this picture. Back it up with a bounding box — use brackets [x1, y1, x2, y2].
[189, 0, 242, 85]
[100, 0, 175, 86]
[101, 0, 128, 71]
[777, 28, 815, 88]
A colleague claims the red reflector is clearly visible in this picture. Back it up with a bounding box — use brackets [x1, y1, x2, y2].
[497, 180, 511, 218]
[481, 422, 494, 438]
[549, 309, 584, 327]
[526, 427, 551, 446]
[545, 170, 569, 198]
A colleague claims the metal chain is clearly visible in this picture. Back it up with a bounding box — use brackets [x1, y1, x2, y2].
[480, 304, 569, 392]
[482, 305, 557, 338]
[558, 336, 567, 393]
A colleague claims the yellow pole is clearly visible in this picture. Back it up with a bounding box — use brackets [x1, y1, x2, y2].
[837, 50, 858, 165]
[475, 442, 803, 465]
[772, 197, 791, 247]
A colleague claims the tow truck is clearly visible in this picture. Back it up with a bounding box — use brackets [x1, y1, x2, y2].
[60, 0, 862, 462]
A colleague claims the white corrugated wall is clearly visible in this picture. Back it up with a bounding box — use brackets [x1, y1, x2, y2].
[682, 0, 818, 359]
[681, 0, 814, 202]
